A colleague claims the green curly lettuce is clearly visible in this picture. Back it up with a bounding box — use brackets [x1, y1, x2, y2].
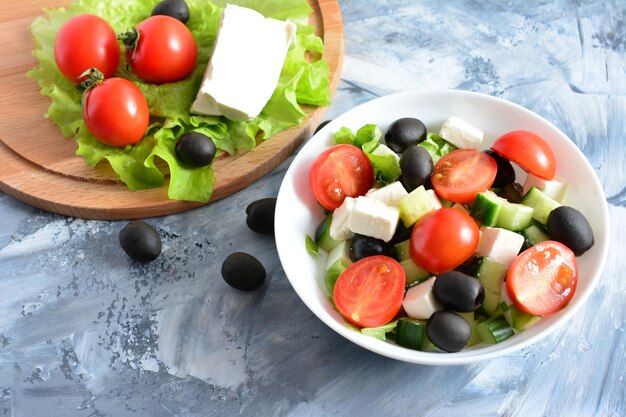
[27, 0, 331, 202]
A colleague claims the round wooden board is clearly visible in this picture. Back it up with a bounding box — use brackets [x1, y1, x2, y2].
[0, 0, 343, 220]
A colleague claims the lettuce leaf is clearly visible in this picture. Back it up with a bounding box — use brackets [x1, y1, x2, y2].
[418, 133, 458, 164]
[27, 0, 330, 202]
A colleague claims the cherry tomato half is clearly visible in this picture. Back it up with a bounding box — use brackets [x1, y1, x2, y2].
[431, 149, 497, 204]
[309, 144, 374, 211]
[491, 130, 556, 180]
[506, 241, 578, 316]
[122, 15, 198, 84]
[410, 208, 480, 274]
[54, 14, 120, 82]
[82, 77, 150, 147]
[333, 255, 406, 328]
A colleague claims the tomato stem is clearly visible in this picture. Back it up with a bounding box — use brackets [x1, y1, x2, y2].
[77, 68, 105, 92]
[117, 27, 140, 65]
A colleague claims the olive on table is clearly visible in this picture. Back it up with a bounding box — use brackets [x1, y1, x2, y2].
[433, 271, 485, 312]
[399, 146, 434, 192]
[221, 252, 266, 291]
[350, 234, 393, 262]
[385, 118, 427, 154]
[119, 221, 162, 262]
[547, 206, 594, 256]
[175, 132, 216, 167]
[485, 149, 516, 188]
[151, 0, 190, 24]
[426, 311, 471, 352]
[246, 198, 277, 235]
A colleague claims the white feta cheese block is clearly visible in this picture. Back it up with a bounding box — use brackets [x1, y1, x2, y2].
[476, 226, 525, 267]
[329, 197, 356, 240]
[402, 277, 443, 320]
[190, 4, 296, 121]
[348, 197, 400, 242]
[426, 189, 443, 210]
[522, 173, 568, 203]
[500, 281, 514, 306]
[326, 241, 352, 270]
[365, 181, 408, 207]
[371, 143, 400, 163]
[439, 116, 484, 149]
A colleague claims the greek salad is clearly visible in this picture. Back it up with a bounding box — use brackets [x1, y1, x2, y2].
[306, 117, 594, 353]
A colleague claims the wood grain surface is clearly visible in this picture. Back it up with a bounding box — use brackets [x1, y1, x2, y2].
[0, 0, 343, 219]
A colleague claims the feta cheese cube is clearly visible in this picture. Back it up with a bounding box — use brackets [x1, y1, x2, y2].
[365, 181, 408, 207]
[523, 173, 568, 203]
[190, 5, 296, 121]
[439, 117, 484, 149]
[348, 197, 400, 242]
[326, 241, 352, 270]
[476, 226, 525, 267]
[371, 144, 400, 163]
[329, 197, 356, 241]
[426, 189, 443, 210]
[402, 277, 443, 319]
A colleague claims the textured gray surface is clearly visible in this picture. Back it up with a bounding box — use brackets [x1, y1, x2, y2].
[1, 0, 625, 415]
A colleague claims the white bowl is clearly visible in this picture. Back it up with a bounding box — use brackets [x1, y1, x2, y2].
[274, 90, 610, 365]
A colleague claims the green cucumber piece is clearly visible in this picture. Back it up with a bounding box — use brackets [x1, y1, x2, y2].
[457, 312, 481, 347]
[440, 199, 454, 208]
[315, 215, 341, 252]
[470, 191, 505, 226]
[479, 290, 502, 317]
[497, 202, 534, 231]
[477, 315, 514, 344]
[400, 258, 430, 286]
[473, 256, 508, 293]
[502, 302, 541, 332]
[520, 221, 550, 251]
[394, 240, 411, 262]
[395, 318, 426, 350]
[398, 186, 439, 227]
[520, 187, 562, 225]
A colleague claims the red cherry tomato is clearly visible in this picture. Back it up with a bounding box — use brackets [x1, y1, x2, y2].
[333, 256, 406, 328]
[410, 208, 480, 274]
[506, 241, 578, 316]
[54, 14, 120, 82]
[491, 130, 556, 180]
[431, 149, 497, 204]
[121, 15, 198, 84]
[309, 144, 374, 211]
[82, 75, 150, 147]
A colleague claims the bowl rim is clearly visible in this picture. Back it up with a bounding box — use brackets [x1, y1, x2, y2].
[275, 89, 611, 365]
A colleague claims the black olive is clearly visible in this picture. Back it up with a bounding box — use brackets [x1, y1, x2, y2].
[350, 234, 393, 262]
[426, 311, 471, 352]
[399, 146, 434, 192]
[433, 271, 485, 312]
[547, 206, 594, 256]
[221, 252, 266, 291]
[175, 132, 217, 167]
[485, 149, 516, 188]
[246, 198, 276, 235]
[151, 0, 190, 24]
[314, 120, 332, 135]
[385, 118, 427, 154]
[119, 221, 162, 262]
[389, 221, 413, 245]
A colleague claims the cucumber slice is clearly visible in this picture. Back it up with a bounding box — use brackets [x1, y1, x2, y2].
[479, 290, 502, 317]
[400, 258, 430, 286]
[456, 312, 481, 346]
[497, 202, 534, 231]
[473, 256, 507, 293]
[470, 191, 505, 226]
[501, 302, 541, 332]
[398, 186, 439, 227]
[395, 318, 426, 350]
[477, 315, 514, 344]
[394, 240, 411, 261]
[520, 187, 562, 225]
[520, 221, 550, 251]
[315, 215, 341, 252]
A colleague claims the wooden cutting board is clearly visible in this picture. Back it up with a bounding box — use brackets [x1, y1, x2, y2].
[0, 0, 343, 219]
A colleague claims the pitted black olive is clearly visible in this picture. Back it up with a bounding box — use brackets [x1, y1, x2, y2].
[485, 149, 516, 188]
[246, 198, 277, 235]
[426, 311, 471, 352]
[175, 132, 216, 167]
[433, 271, 485, 312]
[399, 146, 434, 192]
[119, 221, 162, 262]
[385, 118, 427, 154]
[547, 206, 594, 256]
[350, 234, 393, 262]
[151, 0, 190, 24]
[221, 252, 266, 291]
